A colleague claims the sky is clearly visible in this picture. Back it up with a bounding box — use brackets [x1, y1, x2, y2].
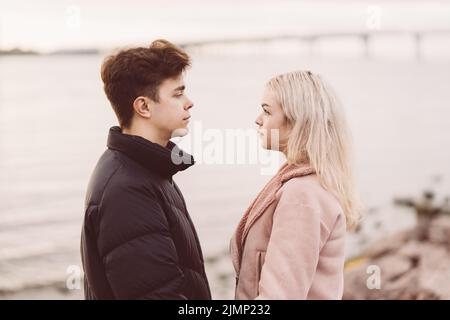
[1, 0, 450, 52]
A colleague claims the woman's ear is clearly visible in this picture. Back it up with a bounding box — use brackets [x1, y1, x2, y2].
[132, 96, 152, 119]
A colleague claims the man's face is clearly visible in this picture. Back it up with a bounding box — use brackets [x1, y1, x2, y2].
[149, 74, 193, 139]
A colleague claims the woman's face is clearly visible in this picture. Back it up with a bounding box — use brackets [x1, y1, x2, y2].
[255, 87, 291, 152]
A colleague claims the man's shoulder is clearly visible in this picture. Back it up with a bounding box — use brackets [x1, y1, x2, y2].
[84, 150, 121, 206]
[85, 149, 162, 208]
[84, 150, 169, 230]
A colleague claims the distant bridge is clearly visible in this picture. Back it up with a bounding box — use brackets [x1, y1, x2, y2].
[179, 29, 450, 59]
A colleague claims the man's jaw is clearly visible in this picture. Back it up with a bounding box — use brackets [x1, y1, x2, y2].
[171, 127, 189, 138]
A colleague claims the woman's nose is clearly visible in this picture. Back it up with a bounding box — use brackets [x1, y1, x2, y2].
[255, 116, 262, 127]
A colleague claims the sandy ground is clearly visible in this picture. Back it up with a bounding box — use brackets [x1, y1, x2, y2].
[0, 287, 84, 300]
[0, 252, 235, 300]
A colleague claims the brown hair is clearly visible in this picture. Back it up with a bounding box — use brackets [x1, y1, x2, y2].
[100, 39, 191, 128]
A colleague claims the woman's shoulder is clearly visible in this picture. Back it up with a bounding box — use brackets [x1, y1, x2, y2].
[276, 174, 345, 227]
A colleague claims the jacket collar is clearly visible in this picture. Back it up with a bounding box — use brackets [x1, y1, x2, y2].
[107, 126, 194, 178]
[230, 162, 316, 273]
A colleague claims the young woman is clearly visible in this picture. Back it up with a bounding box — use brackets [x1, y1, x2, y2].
[230, 70, 362, 300]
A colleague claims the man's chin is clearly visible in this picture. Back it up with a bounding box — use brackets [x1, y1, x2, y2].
[171, 127, 189, 138]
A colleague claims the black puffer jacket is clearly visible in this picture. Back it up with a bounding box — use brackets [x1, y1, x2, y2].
[81, 126, 211, 300]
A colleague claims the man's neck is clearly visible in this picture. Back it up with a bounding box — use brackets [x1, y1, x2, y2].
[122, 124, 169, 148]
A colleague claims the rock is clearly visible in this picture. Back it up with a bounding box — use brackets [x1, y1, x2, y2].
[365, 229, 413, 258]
[343, 262, 371, 300]
[428, 215, 450, 246]
[396, 240, 422, 259]
[344, 213, 450, 300]
[417, 245, 450, 299]
[377, 255, 412, 281]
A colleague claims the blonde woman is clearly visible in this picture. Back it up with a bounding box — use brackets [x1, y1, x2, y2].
[230, 70, 362, 300]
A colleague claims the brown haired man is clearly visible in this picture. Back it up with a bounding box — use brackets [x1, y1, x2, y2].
[81, 40, 211, 300]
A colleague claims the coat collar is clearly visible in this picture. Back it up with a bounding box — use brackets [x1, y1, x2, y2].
[230, 162, 316, 273]
[107, 126, 195, 179]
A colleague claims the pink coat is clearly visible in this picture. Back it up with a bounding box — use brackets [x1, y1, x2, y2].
[230, 162, 347, 300]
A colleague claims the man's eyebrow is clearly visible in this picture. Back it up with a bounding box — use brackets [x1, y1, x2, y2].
[174, 85, 185, 91]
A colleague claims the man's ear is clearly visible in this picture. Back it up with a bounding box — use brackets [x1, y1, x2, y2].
[132, 96, 152, 119]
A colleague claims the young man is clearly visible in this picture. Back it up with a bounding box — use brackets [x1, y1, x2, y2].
[81, 39, 211, 300]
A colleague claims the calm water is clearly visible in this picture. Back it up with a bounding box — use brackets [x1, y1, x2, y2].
[1, 51, 450, 298]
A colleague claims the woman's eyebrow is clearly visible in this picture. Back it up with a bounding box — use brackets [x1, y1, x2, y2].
[261, 103, 270, 108]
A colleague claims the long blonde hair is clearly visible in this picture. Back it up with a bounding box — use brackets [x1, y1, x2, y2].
[267, 70, 362, 229]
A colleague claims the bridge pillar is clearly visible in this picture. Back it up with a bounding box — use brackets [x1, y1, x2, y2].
[414, 32, 423, 61]
[361, 34, 370, 58]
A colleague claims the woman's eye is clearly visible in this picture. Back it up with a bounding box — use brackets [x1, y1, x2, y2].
[263, 109, 270, 115]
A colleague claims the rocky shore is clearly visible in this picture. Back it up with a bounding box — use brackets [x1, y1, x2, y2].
[344, 193, 450, 300]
